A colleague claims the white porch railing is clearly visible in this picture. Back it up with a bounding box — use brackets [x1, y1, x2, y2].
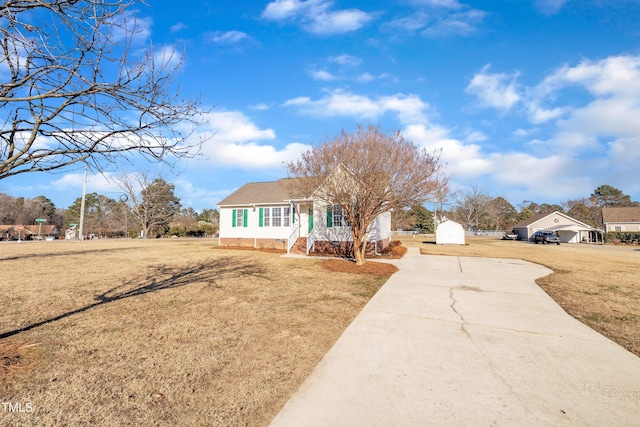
[306, 228, 315, 255]
[287, 224, 300, 254]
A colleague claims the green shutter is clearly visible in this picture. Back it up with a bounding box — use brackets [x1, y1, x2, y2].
[326, 204, 333, 227]
[243, 209, 248, 227]
[232, 209, 236, 227]
[259, 208, 264, 227]
[292, 206, 296, 223]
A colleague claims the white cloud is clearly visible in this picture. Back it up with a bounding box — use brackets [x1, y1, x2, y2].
[261, 0, 321, 20]
[261, 0, 373, 35]
[403, 124, 490, 178]
[154, 45, 182, 69]
[207, 31, 252, 45]
[356, 72, 375, 83]
[534, 0, 570, 15]
[215, 141, 310, 168]
[170, 22, 187, 33]
[461, 54, 640, 201]
[109, 12, 152, 45]
[409, 0, 463, 8]
[522, 55, 640, 157]
[250, 103, 273, 111]
[174, 179, 232, 211]
[421, 9, 486, 36]
[537, 55, 640, 99]
[309, 69, 338, 81]
[186, 111, 310, 169]
[283, 90, 429, 124]
[306, 9, 373, 35]
[386, 5, 485, 37]
[329, 54, 362, 66]
[466, 65, 521, 110]
[51, 172, 122, 195]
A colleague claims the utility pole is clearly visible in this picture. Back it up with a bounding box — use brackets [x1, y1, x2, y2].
[78, 165, 88, 241]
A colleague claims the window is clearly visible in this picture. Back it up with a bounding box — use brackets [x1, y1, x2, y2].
[328, 204, 348, 227]
[334, 204, 347, 227]
[284, 207, 291, 227]
[258, 206, 292, 227]
[272, 207, 282, 227]
[264, 207, 270, 227]
[233, 208, 247, 228]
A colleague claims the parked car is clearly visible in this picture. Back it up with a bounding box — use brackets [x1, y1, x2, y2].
[503, 231, 519, 240]
[533, 231, 560, 245]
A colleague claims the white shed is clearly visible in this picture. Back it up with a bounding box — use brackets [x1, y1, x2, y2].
[436, 220, 465, 245]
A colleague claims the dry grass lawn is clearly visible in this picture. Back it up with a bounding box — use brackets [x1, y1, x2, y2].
[403, 235, 640, 357]
[0, 239, 390, 426]
[3, 236, 638, 425]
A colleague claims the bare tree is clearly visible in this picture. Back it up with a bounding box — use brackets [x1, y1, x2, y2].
[0, 0, 204, 181]
[487, 196, 517, 231]
[117, 173, 180, 237]
[453, 186, 492, 230]
[285, 124, 447, 265]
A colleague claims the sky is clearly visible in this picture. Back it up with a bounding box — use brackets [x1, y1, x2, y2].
[2, 0, 640, 212]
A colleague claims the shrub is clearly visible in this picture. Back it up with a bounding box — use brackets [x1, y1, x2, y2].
[604, 231, 640, 244]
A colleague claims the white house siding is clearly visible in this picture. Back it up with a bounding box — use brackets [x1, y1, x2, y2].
[311, 205, 391, 244]
[219, 205, 299, 247]
[605, 223, 640, 232]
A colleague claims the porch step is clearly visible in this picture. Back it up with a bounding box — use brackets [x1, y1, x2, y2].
[290, 237, 307, 255]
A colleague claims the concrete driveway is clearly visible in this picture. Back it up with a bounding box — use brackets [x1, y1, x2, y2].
[271, 248, 640, 426]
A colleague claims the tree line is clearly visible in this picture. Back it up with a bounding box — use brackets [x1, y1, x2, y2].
[392, 184, 638, 233]
[0, 177, 219, 239]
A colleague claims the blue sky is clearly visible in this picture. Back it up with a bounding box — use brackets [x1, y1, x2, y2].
[2, 0, 640, 212]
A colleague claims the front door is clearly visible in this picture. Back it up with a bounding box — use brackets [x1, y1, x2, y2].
[308, 208, 314, 234]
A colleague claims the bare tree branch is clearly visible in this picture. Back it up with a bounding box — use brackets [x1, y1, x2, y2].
[285, 124, 448, 265]
[0, 0, 207, 180]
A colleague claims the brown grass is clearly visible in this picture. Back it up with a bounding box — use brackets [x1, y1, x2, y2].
[405, 235, 640, 357]
[0, 341, 38, 381]
[0, 239, 391, 426]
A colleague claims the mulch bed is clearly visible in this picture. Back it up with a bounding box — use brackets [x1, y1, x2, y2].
[321, 259, 398, 276]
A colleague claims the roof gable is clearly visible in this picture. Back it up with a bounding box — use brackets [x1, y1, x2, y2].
[512, 213, 548, 228]
[602, 207, 640, 223]
[513, 211, 592, 229]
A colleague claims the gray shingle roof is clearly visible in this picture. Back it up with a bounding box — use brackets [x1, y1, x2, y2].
[217, 178, 307, 206]
[602, 207, 640, 223]
[512, 213, 549, 228]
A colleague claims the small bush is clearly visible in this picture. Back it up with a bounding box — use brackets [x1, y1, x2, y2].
[604, 232, 640, 244]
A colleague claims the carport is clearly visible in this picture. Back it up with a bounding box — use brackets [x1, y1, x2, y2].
[512, 211, 604, 244]
[545, 224, 603, 244]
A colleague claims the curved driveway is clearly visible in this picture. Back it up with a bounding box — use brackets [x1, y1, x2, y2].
[271, 248, 640, 426]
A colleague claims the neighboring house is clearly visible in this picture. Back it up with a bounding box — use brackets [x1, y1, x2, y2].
[601, 207, 640, 232]
[512, 211, 603, 243]
[436, 220, 465, 245]
[0, 225, 14, 241]
[217, 178, 392, 255]
[24, 224, 59, 240]
[0, 224, 59, 241]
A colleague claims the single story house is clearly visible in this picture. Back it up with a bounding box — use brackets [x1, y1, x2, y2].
[0, 224, 59, 241]
[436, 220, 465, 245]
[601, 207, 640, 232]
[217, 177, 392, 255]
[512, 211, 603, 244]
[25, 224, 59, 240]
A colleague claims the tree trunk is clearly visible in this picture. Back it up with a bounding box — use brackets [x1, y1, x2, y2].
[353, 231, 367, 266]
